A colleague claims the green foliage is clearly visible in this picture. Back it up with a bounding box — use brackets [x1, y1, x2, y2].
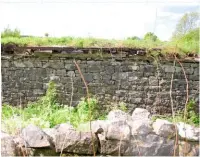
[1, 26, 21, 38]
[173, 12, 199, 38]
[44, 33, 49, 37]
[152, 99, 199, 126]
[144, 32, 158, 42]
[185, 99, 199, 125]
[127, 36, 140, 40]
[172, 28, 199, 54]
[118, 102, 128, 112]
[2, 81, 104, 134]
[111, 102, 128, 113]
[1, 28, 198, 54]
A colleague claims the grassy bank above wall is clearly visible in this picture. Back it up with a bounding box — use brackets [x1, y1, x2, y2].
[1, 36, 199, 56]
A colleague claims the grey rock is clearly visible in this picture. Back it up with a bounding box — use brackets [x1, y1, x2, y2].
[21, 124, 52, 148]
[55, 130, 98, 155]
[1, 132, 16, 156]
[177, 122, 200, 141]
[98, 134, 129, 156]
[43, 128, 57, 145]
[153, 119, 176, 138]
[132, 108, 151, 121]
[106, 121, 131, 141]
[126, 134, 174, 156]
[13, 61, 26, 67]
[107, 110, 131, 122]
[130, 120, 152, 135]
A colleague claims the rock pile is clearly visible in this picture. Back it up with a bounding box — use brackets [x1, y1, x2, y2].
[1, 108, 199, 156]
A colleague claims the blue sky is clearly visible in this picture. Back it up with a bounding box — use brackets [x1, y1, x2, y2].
[0, 0, 199, 41]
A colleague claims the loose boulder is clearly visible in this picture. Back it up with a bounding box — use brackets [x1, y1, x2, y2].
[177, 122, 199, 141]
[125, 134, 174, 156]
[130, 120, 152, 135]
[1, 132, 16, 156]
[106, 121, 131, 141]
[132, 108, 151, 122]
[55, 128, 98, 155]
[21, 124, 52, 148]
[107, 110, 132, 122]
[153, 119, 176, 138]
[98, 134, 130, 156]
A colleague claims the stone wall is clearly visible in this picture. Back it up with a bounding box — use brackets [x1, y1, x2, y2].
[1, 55, 199, 114]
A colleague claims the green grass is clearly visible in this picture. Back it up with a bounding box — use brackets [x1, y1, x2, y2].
[1, 81, 107, 135]
[1, 36, 199, 56]
[1, 36, 163, 48]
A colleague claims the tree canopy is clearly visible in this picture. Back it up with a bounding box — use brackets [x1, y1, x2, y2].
[144, 32, 158, 41]
[173, 12, 199, 38]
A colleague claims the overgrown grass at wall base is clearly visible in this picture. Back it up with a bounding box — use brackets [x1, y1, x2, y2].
[1, 81, 106, 135]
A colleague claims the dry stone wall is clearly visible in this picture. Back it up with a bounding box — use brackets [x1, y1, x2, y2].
[1, 108, 200, 156]
[1, 55, 199, 114]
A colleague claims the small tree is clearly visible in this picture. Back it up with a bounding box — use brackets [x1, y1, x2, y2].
[1, 26, 21, 38]
[144, 32, 158, 41]
[173, 12, 199, 38]
[44, 33, 49, 37]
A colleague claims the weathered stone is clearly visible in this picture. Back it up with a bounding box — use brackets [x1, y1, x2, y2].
[153, 119, 176, 138]
[49, 61, 64, 69]
[66, 71, 75, 77]
[2, 60, 10, 67]
[21, 124, 52, 148]
[55, 130, 98, 154]
[43, 128, 56, 145]
[14, 137, 35, 156]
[107, 110, 131, 122]
[177, 122, 200, 141]
[106, 121, 131, 141]
[2, 57, 199, 115]
[132, 108, 151, 121]
[128, 65, 139, 71]
[1, 132, 16, 156]
[130, 120, 152, 135]
[98, 134, 129, 156]
[13, 61, 26, 67]
[149, 76, 158, 86]
[125, 134, 174, 156]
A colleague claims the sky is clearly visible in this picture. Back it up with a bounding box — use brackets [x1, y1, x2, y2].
[0, 0, 199, 41]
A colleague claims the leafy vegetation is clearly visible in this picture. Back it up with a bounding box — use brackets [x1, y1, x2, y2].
[1, 81, 106, 135]
[172, 12, 199, 38]
[152, 99, 199, 127]
[1, 26, 21, 38]
[144, 32, 158, 42]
